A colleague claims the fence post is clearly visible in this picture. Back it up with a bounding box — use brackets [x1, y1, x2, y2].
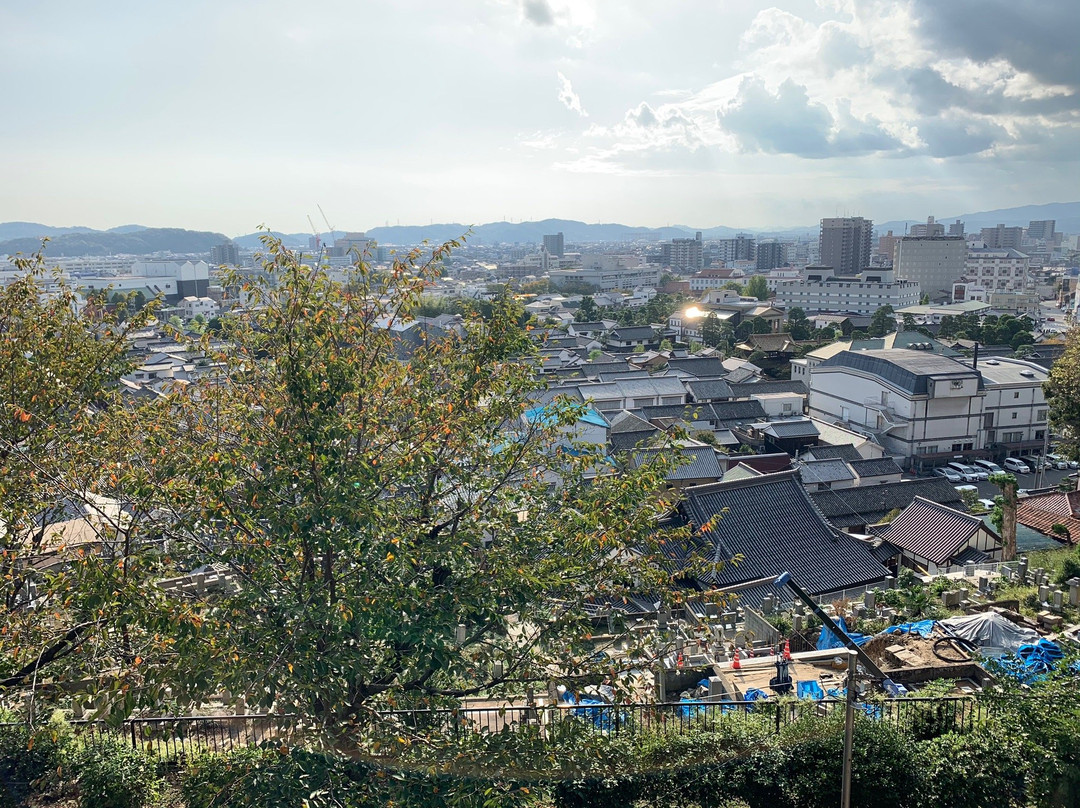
[130, 721, 137, 751]
[774, 702, 781, 734]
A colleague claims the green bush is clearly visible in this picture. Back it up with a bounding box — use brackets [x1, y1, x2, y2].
[918, 728, 1026, 808]
[0, 713, 73, 808]
[72, 735, 161, 808]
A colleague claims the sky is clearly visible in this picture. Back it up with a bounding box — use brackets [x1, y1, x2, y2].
[1, 0, 1078, 235]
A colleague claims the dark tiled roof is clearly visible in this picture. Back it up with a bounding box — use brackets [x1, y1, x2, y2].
[633, 446, 724, 482]
[708, 400, 768, 422]
[609, 326, 657, 341]
[752, 419, 820, 438]
[805, 444, 863, 463]
[809, 478, 965, 529]
[728, 380, 808, 398]
[849, 458, 904, 478]
[881, 497, 991, 566]
[954, 546, 991, 565]
[685, 379, 734, 402]
[719, 453, 793, 474]
[798, 459, 856, 484]
[640, 400, 766, 426]
[667, 358, 731, 378]
[673, 471, 890, 604]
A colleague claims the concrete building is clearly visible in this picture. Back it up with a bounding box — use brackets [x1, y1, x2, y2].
[178, 296, 220, 320]
[660, 232, 704, 271]
[876, 230, 900, 264]
[909, 217, 945, 237]
[1027, 220, 1055, 241]
[549, 255, 660, 291]
[979, 224, 1023, 249]
[819, 217, 872, 277]
[755, 239, 784, 271]
[964, 247, 1030, 294]
[947, 220, 965, 237]
[689, 267, 737, 292]
[774, 267, 920, 315]
[716, 234, 755, 264]
[210, 242, 239, 266]
[807, 350, 1048, 466]
[892, 236, 967, 302]
[543, 232, 565, 258]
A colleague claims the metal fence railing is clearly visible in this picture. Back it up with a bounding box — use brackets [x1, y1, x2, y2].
[1, 697, 986, 761]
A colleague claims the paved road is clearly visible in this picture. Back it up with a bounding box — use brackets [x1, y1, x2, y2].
[970, 466, 1075, 498]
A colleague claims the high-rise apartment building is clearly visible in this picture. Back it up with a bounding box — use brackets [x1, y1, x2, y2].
[819, 217, 873, 276]
[876, 230, 900, 264]
[542, 232, 565, 258]
[755, 239, 784, 271]
[660, 232, 704, 270]
[979, 224, 1023, 249]
[964, 248, 1030, 293]
[716, 233, 755, 264]
[210, 241, 239, 266]
[1027, 220, 1056, 241]
[947, 220, 965, 237]
[892, 236, 967, 302]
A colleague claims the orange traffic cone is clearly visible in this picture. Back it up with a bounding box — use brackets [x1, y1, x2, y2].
[731, 648, 741, 670]
[783, 639, 792, 661]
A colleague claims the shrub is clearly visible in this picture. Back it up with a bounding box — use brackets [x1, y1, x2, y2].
[0, 712, 73, 808]
[72, 735, 161, 808]
[918, 728, 1026, 808]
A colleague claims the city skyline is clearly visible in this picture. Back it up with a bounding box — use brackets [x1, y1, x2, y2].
[2, 0, 1078, 234]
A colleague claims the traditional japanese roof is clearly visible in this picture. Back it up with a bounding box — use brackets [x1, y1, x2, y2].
[849, 457, 904, 478]
[809, 478, 965, 529]
[640, 400, 767, 426]
[750, 419, 820, 439]
[798, 458, 856, 485]
[608, 325, 657, 341]
[1017, 491, 1080, 543]
[667, 358, 731, 378]
[606, 410, 660, 451]
[804, 444, 863, 463]
[671, 471, 890, 604]
[685, 379, 734, 402]
[881, 497, 997, 566]
[728, 380, 808, 398]
[633, 445, 724, 482]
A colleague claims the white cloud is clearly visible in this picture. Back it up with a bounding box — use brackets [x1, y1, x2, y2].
[556, 71, 588, 116]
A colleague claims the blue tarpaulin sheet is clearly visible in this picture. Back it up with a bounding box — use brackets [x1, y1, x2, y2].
[882, 620, 936, 638]
[816, 616, 871, 649]
[797, 680, 825, 701]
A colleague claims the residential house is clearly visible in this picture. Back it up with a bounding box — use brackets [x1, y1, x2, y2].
[632, 445, 725, 489]
[798, 458, 857, 491]
[879, 497, 1003, 574]
[809, 478, 966, 533]
[669, 471, 891, 608]
[604, 325, 658, 351]
[1017, 490, 1080, 543]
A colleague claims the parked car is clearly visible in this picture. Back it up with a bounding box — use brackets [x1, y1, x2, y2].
[946, 462, 983, 482]
[1020, 455, 1045, 470]
[934, 467, 963, 483]
[1003, 457, 1031, 473]
[1046, 454, 1070, 470]
[972, 459, 1004, 475]
[977, 498, 997, 510]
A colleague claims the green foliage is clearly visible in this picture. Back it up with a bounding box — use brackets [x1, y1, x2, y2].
[745, 275, 769, 301]
[0, 713, 73, 807]
[1045, 326, 1080, 460]
[919, 727, 1027, 808]
[1055, 548, 1080, 585]
[72, 735, 161, 808]
[575, 295, 599, 322]
[868, 305, 896, 337]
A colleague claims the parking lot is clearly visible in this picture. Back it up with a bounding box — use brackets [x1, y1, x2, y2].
[917, 465, 1078, 499]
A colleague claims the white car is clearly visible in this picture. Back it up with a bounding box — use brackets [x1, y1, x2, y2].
[947, 462, 984, 482]
[972, 459, 1003, 475]
[1003, 457, 1030, 474]
[1046, 454, 1070, 470]
[977, 498, 997, 510]
[934, 467, 963, 483]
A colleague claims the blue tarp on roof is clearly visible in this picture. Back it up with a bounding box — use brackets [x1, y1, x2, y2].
[524, 405, 607, 428]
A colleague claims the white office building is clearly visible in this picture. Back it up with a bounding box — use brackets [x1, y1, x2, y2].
[774, 268, 920, 315]
[963, 248, 1030, 294]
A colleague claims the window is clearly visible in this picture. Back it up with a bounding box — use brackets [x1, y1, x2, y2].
[917, 445, 938, 455]
[1002, 431, 1023, 442]
[984, 413, 994, 428]
[1012, 412, 1018, 419]
[1014, 392, 1020, 399]
[1038, 409, 1047, 421]
[1035, 430, 1046, 441]
[951, 443, 962, 452]
[963, 443, 973, 451]
[782, 402, 793, 414]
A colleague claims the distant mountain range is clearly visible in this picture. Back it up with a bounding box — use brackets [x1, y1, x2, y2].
[3, 201, 1077, 257]
[0, 227, 228, 257]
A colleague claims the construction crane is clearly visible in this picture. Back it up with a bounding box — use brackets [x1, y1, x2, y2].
[307, 214, 321, 251]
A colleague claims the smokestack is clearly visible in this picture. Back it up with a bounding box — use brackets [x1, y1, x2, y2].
[972, 341, 979, 370]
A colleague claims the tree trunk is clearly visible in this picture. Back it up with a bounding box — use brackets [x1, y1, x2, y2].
[1002, 481, 1018, 561]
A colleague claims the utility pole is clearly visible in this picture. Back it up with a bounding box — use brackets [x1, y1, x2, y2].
[841, 649, 857, 808]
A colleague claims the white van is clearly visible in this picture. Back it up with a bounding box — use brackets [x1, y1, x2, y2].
[1003, 457, 1030, 473]
[972, 459, 1003, 475]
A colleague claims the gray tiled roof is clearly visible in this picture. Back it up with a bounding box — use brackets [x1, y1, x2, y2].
[728, 380, 808, 398]
[640, 400, 766, 426]
[804, 444, 863, 463]
[809, 478, 965, 529]
[667, 358, 731, 378]
[633, 446, 724, 481]
[798, 459, 856, 484]
[849, 457, 904, 478]
[672, 472, 889, 604]
[752, 419, 820, 438]
[685, 379, 734, 402]
[881, 497, 990, 566]
[609, 326, 657, 341]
